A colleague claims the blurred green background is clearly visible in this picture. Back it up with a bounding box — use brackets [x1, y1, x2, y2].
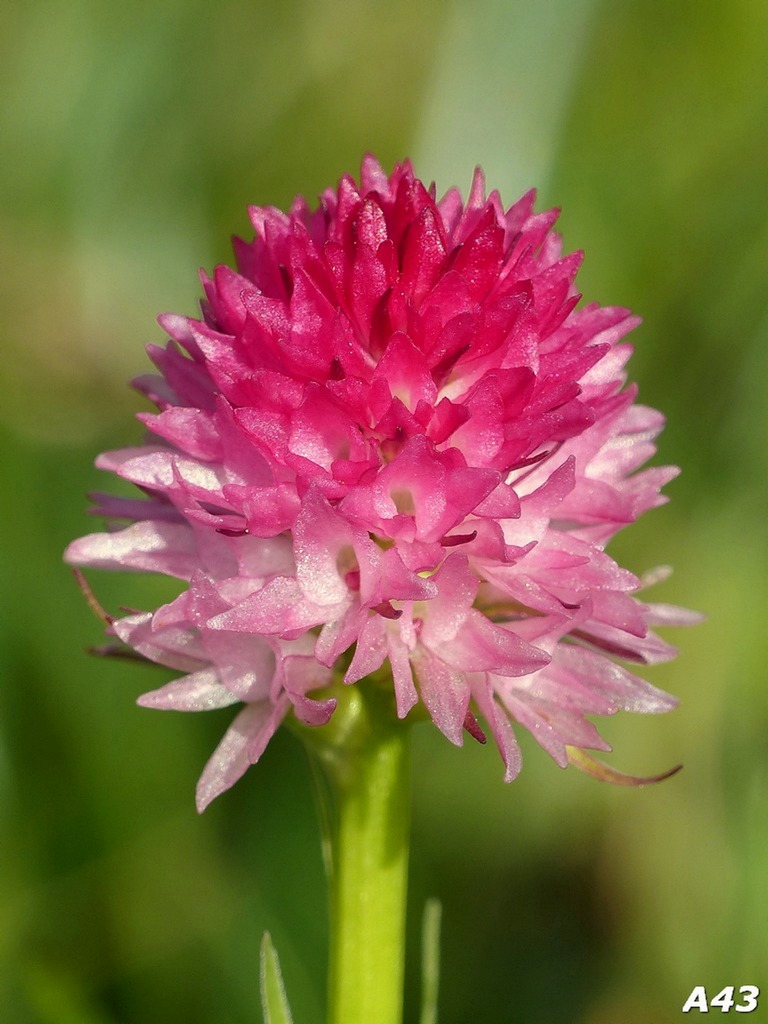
[2, 1, 767, 1021]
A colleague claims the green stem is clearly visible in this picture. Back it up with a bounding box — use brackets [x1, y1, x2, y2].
[301, 684, 411, 1024]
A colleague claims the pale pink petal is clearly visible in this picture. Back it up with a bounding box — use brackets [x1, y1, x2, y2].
[196, 700, 289, 812]
[208, 576, 337, 636]
[137, 671, 239, 711]
[113, 612, 208, 672]
[65, 522, 198, 580]
[472, 676, 523, 782]
[345, 615, 388, 684]
[438, 610, 550, 677]
[411, 647, 470, 745]
[388, 629, 419, 718]
[642, 602, 706, 627]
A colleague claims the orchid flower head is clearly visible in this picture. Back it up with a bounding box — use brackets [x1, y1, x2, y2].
[66, 157, 696, 810]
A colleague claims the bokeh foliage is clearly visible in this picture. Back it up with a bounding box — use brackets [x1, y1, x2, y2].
[2, 1, 767, 1021]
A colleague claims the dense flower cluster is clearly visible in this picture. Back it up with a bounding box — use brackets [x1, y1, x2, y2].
[66, 157, 693, 809]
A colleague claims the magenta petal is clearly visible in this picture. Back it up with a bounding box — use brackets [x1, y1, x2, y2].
[371, 332, 438, 411]
[286, 691, 337, 726]
[473, 482, 521, 519]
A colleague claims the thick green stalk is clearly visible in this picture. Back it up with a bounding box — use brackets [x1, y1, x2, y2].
[302, 684, 411, 1024]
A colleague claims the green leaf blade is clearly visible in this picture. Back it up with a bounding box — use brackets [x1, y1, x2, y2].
[260, 932, 295, 1024]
